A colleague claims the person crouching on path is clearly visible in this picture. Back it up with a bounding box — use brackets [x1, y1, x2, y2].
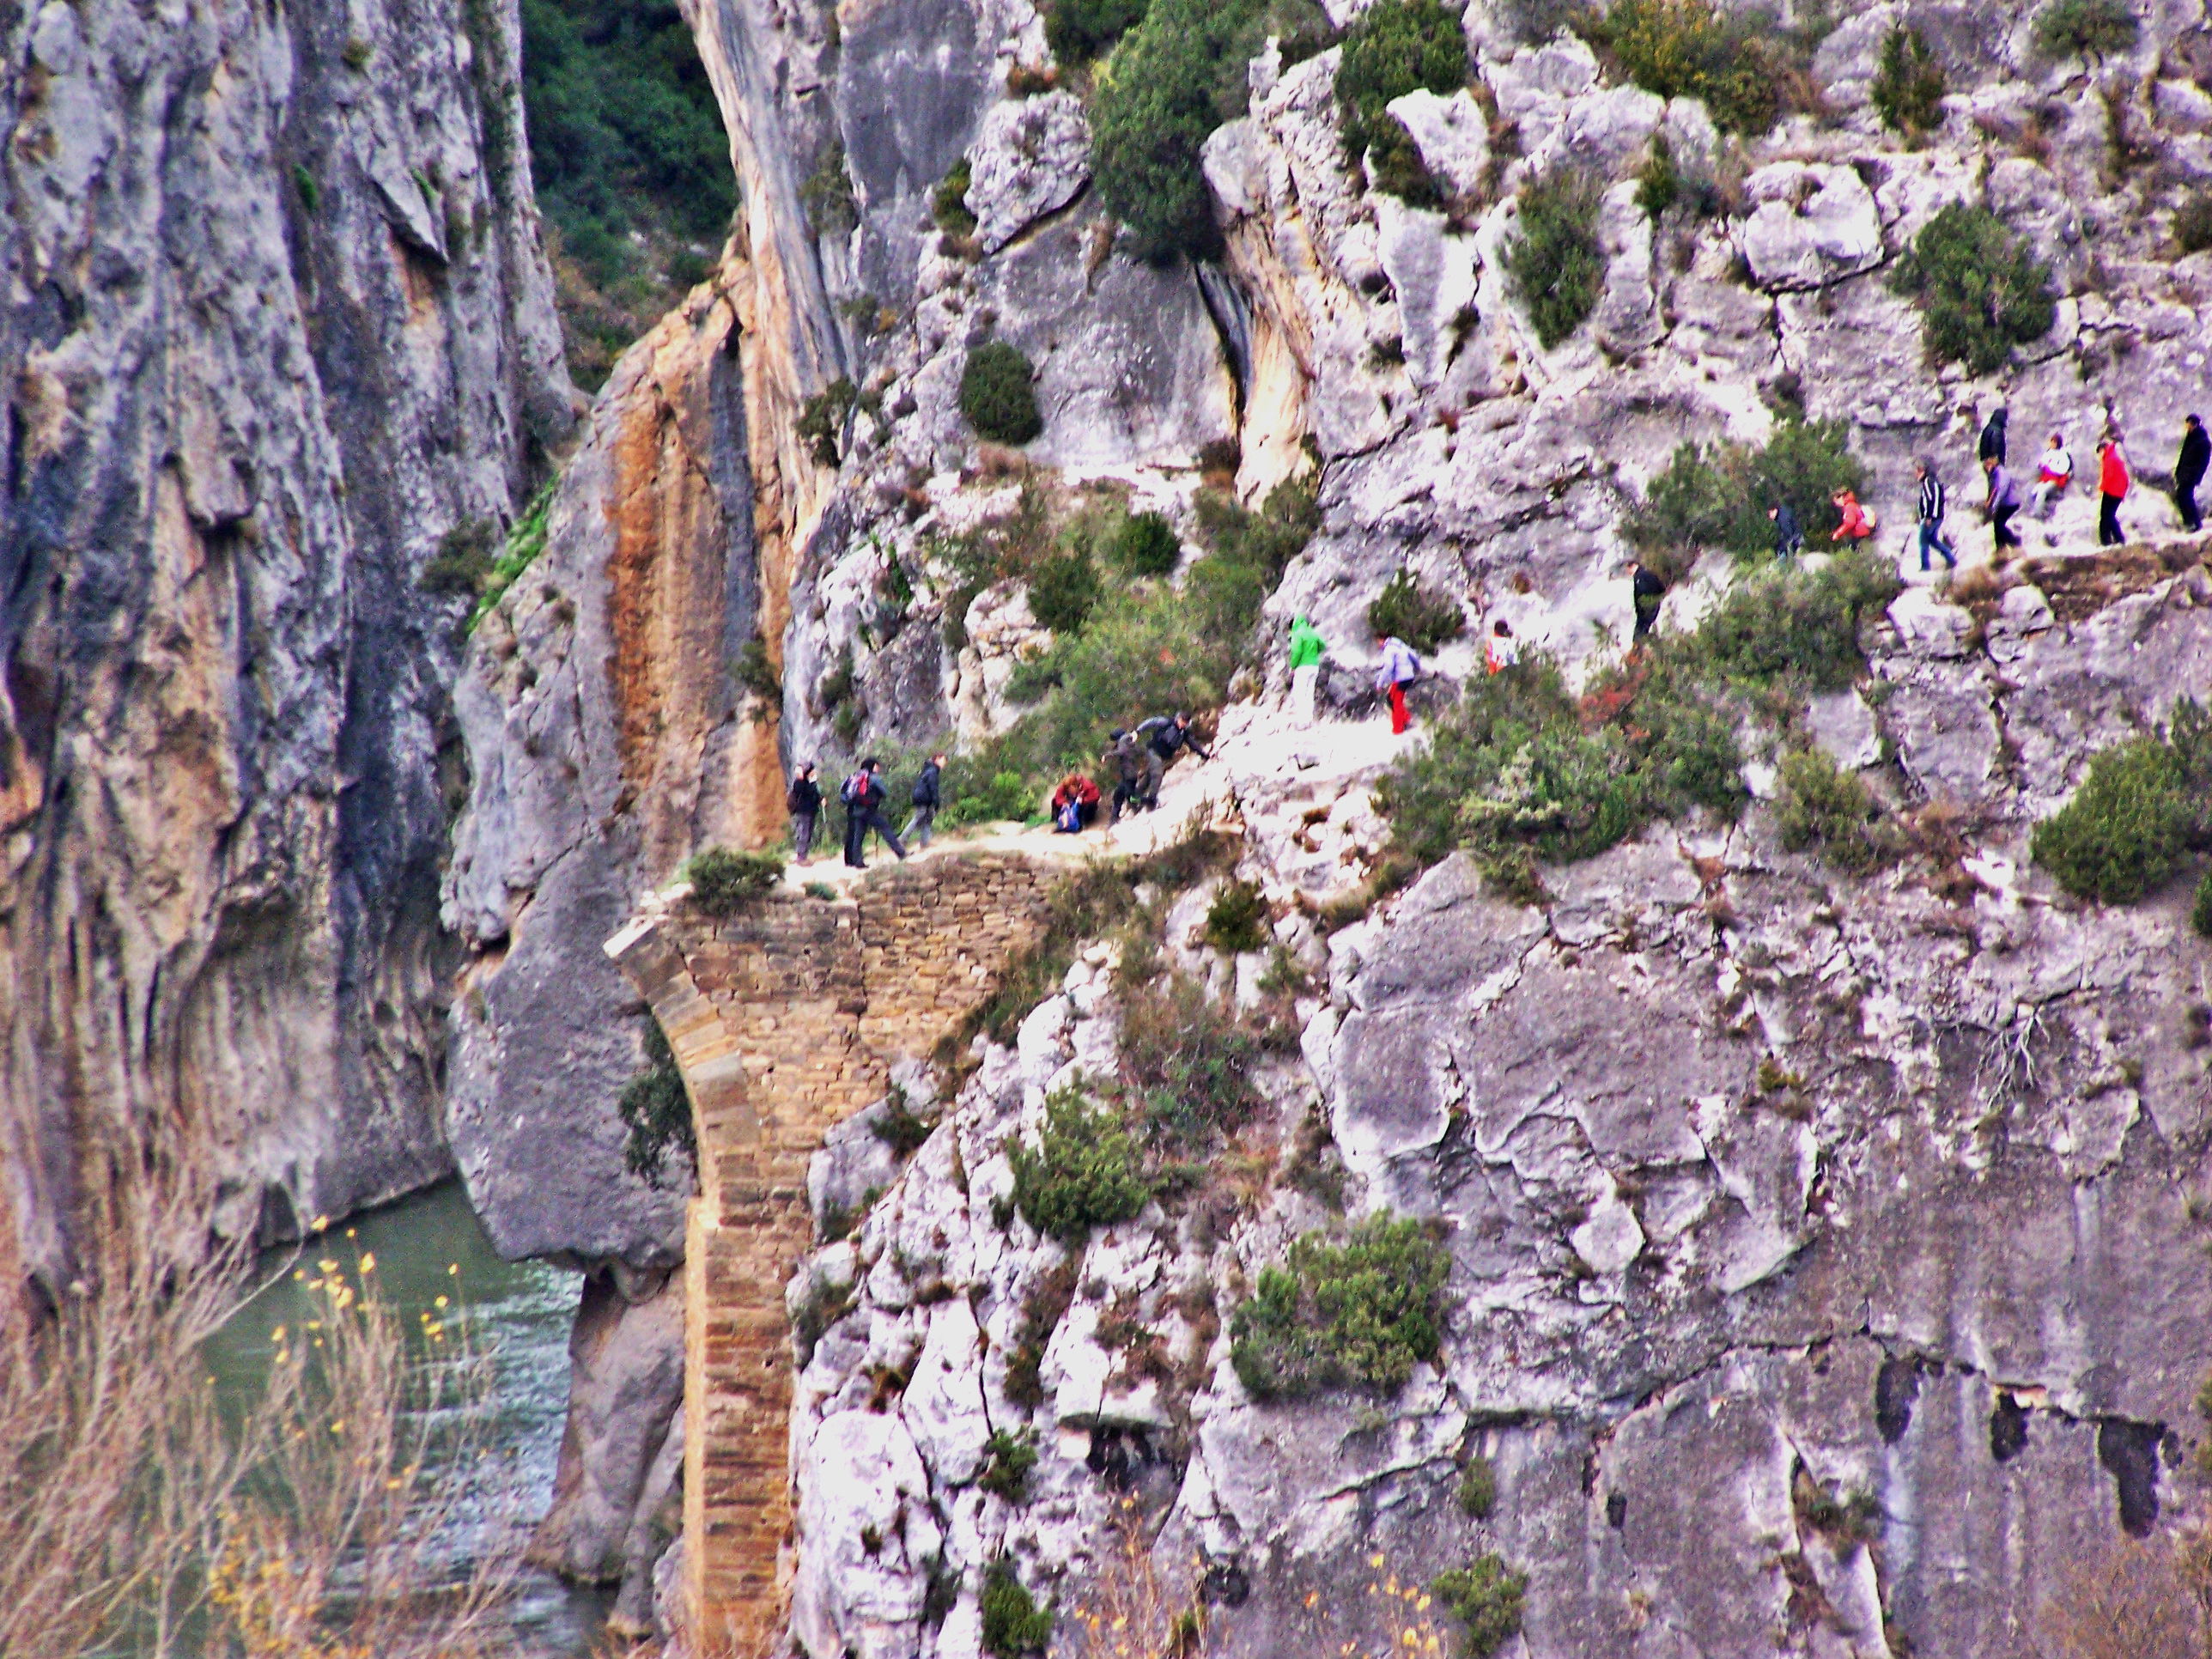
[1831, 488, 1875, 543]
[841, 757, 906, 868]
[2098, 432, 2131, 546]
[1050, 773, 1100, 833]
[1287, 614, 1326, 726]
[1983, 455, 2023, 555]
[902, 751, 945, 848]
[787, 763, 823, 862]
[2175, 414, 2208, 534]
[1102, 728, 1143, 823]
[1914, 460, 1956, 571]
[1134, 712, 1212, 809]
[1373, 629, 1421, 733]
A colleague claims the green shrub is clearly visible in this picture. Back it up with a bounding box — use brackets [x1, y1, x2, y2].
[800, 136, 858, 237]
[1686, 546, 1901, 692]
[1230, 1213, 1450, 1399]
[1368, 568, 1466, 654]
[872, 1088, 935, 1158]
[1009, 1087, 1152, 1242]
[1380, 652, 1745, 882]
[1889, 204, 2057, 376]
[798, 376, 858, 468]
[1047, 0, 1151, 64]
[2032, 736, 2192, 904]
[981, 1559, 1053, 1657]
[1507, 169, 1605, 349]
[686, 847, 785, 913]
[2176, 189, 2212, 256]
[1626, 418, 1866, 562]
[933, 156, 977, 236]
[1197, 477, 1320, 582]
[618, 1016, 696, 1188]
[1120, 973, 1265, 1149]
[1028, 549, 1100, 633]
[1457, 1453, 1498, 1518]
[960, 343, 1044, 444]
[977, 1429, 1041, 1502]
[1002, 1259, 1079, 1409]
[2032, 0, 2138, 59]
[1203, 879, 1271, 953]
[420, 517, 498, 595]
[1431, 1555, 1528, 1658]
[736, 632, 783, 720]
[1775, 746, 1892, 873]
[1871, 24, 1947, 141]
[1635, 135, 1679, 218]
[469, 483, 558, 632]
[1337, 0, 1468, 200]
[2194, 868, 2212, 939]
[1111, 511, 1182, 575]
[1592, 0, 1781, 136]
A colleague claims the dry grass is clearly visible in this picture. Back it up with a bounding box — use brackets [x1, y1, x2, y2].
[0, 1152, 520, 1659]
[1071, 1506, 1207, 1659]
[2043, 1530, 2212, 1659]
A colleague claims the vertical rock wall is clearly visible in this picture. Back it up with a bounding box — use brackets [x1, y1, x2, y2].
[0, 0, 573, 1283]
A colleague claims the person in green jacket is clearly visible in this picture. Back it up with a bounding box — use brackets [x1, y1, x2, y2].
[1287, 615, 1326, 727]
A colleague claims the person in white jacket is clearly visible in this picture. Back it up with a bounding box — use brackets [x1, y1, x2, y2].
[1372, 629, 1420, 733]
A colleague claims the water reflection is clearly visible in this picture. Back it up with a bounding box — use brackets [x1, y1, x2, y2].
[201, 1181, 606, 1656]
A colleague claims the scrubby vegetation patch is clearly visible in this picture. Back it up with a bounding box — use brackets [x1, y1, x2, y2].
[1230, 1213, 1450, 1399]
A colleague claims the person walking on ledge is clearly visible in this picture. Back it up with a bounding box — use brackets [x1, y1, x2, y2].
[1914, 460, 1956, 572]
[1133, 712, 1211, 809]
[787, 762, 822, 863]
[902, 751, 944, 849]
[1373, 628, 1421, 734]
[841, 757, 905, 868]
[2098, 431, 2131, 547]
[1984, 455, 2024, 556]
[1102, 727, 1142, 823]
[1628, 560, 1668, 640]
[1287, 615, 1326, 727]
[2175, 414, 2208, 534]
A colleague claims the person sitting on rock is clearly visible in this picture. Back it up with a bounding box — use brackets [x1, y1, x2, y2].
[1050, 773, 1100, 834]
[2030, 431, 2072, 519]
[1134, 712, 1211, 808]
[1485, 617, 1520, 673]
[1769, 501, 1805, 562]
[1627, 560, 1668, 641]
[1984, 455, 2024, 555]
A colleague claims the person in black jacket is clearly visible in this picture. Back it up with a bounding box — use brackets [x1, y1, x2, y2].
[2175, 414, 2209, 533]
[1627, 560, 1667, 641]
[787, 763, 823, 862]
[1978, 402, 2008, 467]
[1133, 713, 1211, 810]
[841, 757, 906, 868]
[902, 751, 945, 848]
[1768, 501, 1804, 562]
[1101, 728, 1144, 823]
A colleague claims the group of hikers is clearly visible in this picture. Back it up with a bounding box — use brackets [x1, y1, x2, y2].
[781, 751, 944, 869]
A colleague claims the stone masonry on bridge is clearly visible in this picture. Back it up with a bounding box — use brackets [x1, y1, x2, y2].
[604, 849, 1075, 1655]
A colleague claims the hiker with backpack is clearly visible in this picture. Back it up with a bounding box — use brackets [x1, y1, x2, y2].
[1101, 728, 1144, 823]
[840, 757, 906, 868]
[787, 763, 823, 863]
[902, 751, 945, 849]
[1372, 629, 1421, 733]
[1133, 712, 1211, 810]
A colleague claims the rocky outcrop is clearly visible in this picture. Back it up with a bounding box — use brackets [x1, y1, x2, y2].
[0, 0, 573, 1283]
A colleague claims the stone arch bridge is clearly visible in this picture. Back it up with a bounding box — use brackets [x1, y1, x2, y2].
[604, 848, 1081, 1653]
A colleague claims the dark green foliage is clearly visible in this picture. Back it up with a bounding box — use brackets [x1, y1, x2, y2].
[2176, 189, 2212, 255]
[1871, 25, 1947, 141]
[1457, 1453, 1498, 1518]
[977, 1429, 1040, 1503]
[1889, 204, 2057, 376]
[1009, 1088, 1152, 1242]
[2032, 709, 2212, 903]
[685, 846, 786, 914]
[1336, 0, 1468, 200]
[1775, 746, 1893, 873]
[1686, 547, 1902, 692]
[1431, 1556, 1528, 1658]
[1028, 549, 1100, 634]
[292, 162, 322, 214]
[469, 483, 557, 633]
[420, 518, 497, 595]
[872, 1090, 935, 1158]
[981, 1560, 1053, 1657]
[1507, 170, 1604, 349]
[1635, 136, 1678, 218]
[798, 377, 858, 469]
[1203, 879, 1271, 953]
[800, 137, 859, 237]
[1626, 419, 1867, 563]
[1047, 0, 1151, 64]
[1111, 511, 1182, 576]
[933, 157, 978, 237]
[1231, 1214, 1449, 1399]
[520, 0, 736, 362]
[1003, 1261, 1080, 1409]
[619, 1018, 696, 1188]
[2193, 869, 2212, 939]
[1119, 973, 1265, 1149]
[1380, 650, 1747, 882]
[1590, 0, 1781, 136]
[2032, 0, 2139, 59]
[1368, 568, 1466, 654]
[736, 632, 783, 720]
[961, 343, 1044, 444]
[1797, 1475, 1882, 1547]
[938, 759, 1042, 830]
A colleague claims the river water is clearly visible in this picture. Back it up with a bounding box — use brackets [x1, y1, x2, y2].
[202, 1180, 610, 1656]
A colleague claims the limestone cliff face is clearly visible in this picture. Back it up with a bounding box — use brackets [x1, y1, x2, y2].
[0, 0, 573, 1283]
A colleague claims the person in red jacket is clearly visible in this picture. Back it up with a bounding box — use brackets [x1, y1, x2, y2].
[2097, 433, 2130, 547]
